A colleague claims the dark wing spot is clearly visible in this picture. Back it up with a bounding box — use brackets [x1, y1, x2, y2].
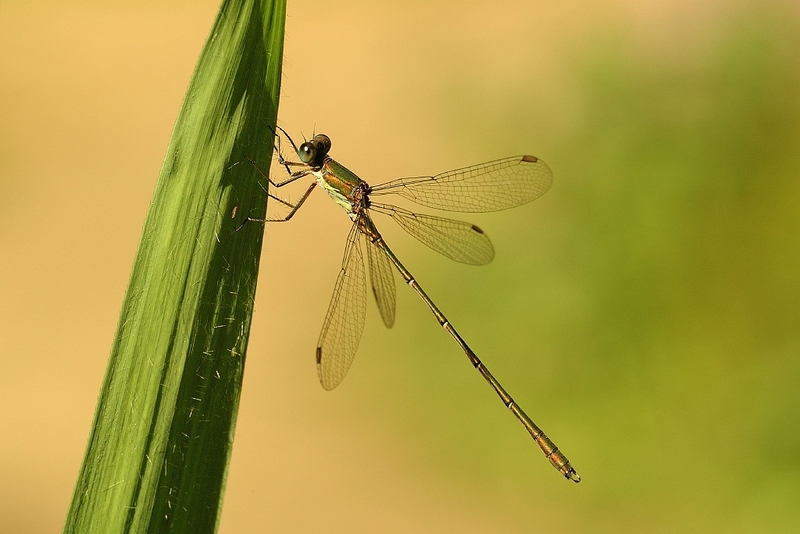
[471, 224, 484, 234]
[316, 346, 323, 365]
[522, 155, 538, 163]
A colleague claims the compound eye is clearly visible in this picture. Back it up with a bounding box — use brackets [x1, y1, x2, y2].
[298, 142, 316, 164]
[313, 134, 331, 156]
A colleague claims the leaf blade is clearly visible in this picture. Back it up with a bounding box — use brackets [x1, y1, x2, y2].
[64, 1, 286, 532]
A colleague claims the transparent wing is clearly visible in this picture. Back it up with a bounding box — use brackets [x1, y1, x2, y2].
[370, 155, 552, 213]
[371, 203, 495, 266]
[316, 220, 367, 390]
[362, 215, 396, 328]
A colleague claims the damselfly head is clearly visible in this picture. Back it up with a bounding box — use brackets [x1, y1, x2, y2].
[313, 134, 331, 153]
[298, 134, 332, 166]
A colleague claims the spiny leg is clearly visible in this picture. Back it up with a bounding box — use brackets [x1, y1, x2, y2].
[270, 125, 308, 179]
[237, 126, 317, 231]
[266, 181, 317, 222]
[369, 230, 580, 482]
[236, 181, 318, 231]
[244, 155, 310, 188]
[273, 124, 300, 153]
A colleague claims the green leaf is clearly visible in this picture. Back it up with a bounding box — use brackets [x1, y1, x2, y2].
[64, 0, 285, 532]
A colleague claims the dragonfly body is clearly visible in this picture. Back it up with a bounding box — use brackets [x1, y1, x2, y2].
[252, 129, 580, 483]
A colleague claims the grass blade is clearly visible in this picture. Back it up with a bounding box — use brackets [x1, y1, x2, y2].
[63, 0, 286, 532]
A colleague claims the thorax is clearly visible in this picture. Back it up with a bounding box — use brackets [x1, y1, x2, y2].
[314, 158, 371, 219]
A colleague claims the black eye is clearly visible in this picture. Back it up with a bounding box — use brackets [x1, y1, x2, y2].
[313, 134, 331, 156]
[298, 142, 316, 164]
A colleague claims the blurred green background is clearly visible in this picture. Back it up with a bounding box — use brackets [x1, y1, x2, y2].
[1, 0, 798, 532]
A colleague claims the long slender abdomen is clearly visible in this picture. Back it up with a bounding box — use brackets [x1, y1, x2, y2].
[373, 232, 580, 482]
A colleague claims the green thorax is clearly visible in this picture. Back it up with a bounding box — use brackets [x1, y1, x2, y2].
[314, 158, 367, 215]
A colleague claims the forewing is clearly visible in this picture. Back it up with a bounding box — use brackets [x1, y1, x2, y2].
[363, 217, 396, 328]
[316, 221, 367, 390]
[370, 155, 552, 213]
[372, 204, 495, 266]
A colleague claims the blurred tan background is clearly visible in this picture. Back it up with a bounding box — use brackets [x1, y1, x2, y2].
[2, 0, 799, 532]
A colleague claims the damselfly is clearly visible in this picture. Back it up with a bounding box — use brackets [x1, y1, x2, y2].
[245, 127, 580, 482]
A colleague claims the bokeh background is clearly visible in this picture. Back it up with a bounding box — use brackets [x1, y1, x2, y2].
[2, 0, 799, 532]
